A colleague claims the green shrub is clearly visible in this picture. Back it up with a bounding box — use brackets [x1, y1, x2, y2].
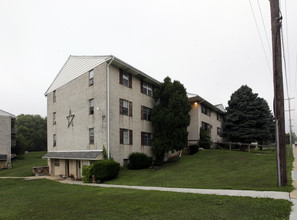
[189, 144, 199, 155]
[102, 145, 108, 159]
[128, 152, 153, 169]
[93, 159, 120, 182]
[199, 128, 211, 149]
[82, 165, 93, 183]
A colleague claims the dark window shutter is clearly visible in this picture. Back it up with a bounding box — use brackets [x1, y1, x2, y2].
[141, 132, 144, 145]
[129, 102, 133, 117]
[119, 69, 123, 85]
[120, 129, 123, 144]
[141, 106, 143, 120]
[129, 74, 132, 88]
[140, 80, 143, 93]
[129, 130, 133, 145]
[120, 99, 123, 115]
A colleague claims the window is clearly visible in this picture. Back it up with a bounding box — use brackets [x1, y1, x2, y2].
[202, 122, 212, 132]
[54, 159, 60, 167]
[141, 81, 153, 97]
[53, 112, 56, 124]
[89, 128, 94, 144]
[89, 99, 94, 115]
[202, 105, 211, 116]
[120, 129, 133, 145]
[89, 69, 94, 86]
[53, 90, 56, 103]
[141, 106, 151, 121]
[217, 127, 222, 136]
[53, 134, 56, 147]
[141, 132, 153, 146]
[217, 113, 222, 121]
[123, 159, 129, 167]
[120, 99, 132, 116]
[119, 69, 132, 88]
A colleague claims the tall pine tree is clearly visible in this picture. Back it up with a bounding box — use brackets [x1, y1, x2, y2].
[151, 77, 191, 165]
[223, 85, 274, 144]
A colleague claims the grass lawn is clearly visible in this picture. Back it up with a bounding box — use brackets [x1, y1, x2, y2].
[0, 151, 47, 177]
[108, 149, 294, 192]
[0, 178, 292, 220]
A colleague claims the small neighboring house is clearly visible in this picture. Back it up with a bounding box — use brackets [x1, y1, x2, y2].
[43, 55, 159, 178]
[187, 93, 225, 145]
[0, 109, 16, 169]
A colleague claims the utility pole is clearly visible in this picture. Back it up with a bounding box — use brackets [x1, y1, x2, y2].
[269, 0, 287, 187]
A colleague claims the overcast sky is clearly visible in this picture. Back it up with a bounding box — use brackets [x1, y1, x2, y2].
[0, 0, 296, 134]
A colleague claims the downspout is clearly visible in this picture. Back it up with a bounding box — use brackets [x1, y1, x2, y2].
[106, 56, 114, 159]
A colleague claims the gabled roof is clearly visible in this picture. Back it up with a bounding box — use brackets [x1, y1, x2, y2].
[0, 109, 16, 118]
[45, 55, 160, 96]
[187, 93, 225, 114]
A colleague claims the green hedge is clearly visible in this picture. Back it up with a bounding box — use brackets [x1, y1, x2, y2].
[93, 160, 120, 183]
[82, 165, 93, 183]
[128, 152, 153, 169]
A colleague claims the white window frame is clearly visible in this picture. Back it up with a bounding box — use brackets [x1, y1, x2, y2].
[89, 128, 94, 144]
[53, 134, 56, 147]
[142, 132, 152, 146]
[53, 112, 56, 125]
[123, 129, 129, 145]
[141, 106, 151, 121]
[53, 90, 56, 103]
[89, 99, 94, 115]
[142, 82, 152, 96]
[89, 69, 94, 86]
[122, 73, 129, 87]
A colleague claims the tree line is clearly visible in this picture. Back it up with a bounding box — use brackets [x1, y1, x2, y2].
[12, 114, 47, 155]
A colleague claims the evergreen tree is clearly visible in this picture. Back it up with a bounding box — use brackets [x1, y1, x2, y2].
[151, 77, 191, 165]
[223, 85, 274, 144]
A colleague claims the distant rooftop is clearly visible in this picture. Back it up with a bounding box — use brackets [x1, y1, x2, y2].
[187, 93, 226, 114]
[0, 109, 16, 117]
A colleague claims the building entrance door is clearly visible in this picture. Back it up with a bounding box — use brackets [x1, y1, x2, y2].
[65, 160, 69, 176]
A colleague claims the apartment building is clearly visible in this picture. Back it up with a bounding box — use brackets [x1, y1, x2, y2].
[0, 109, 16, 169]
[43, 56, 159, 178]
[187, 94, 225, 145]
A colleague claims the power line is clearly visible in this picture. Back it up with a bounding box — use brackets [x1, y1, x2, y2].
[248, 0, 272, 75]
[280, 20, 290, 98]
[283, 0, 291, 84]
[256, 0, 272, 54]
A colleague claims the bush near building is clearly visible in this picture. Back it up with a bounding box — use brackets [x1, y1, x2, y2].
[128, 152, 153, 169]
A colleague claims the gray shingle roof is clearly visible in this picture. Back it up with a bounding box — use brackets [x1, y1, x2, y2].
[42, 151, 102, 160]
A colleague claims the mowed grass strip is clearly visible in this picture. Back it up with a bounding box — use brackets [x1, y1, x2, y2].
[0, 178, 292, 220]
[0, 151, 47, 177]
[108, 149, 293, 192]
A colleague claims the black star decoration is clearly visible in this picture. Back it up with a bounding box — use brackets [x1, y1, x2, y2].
[66, 110, 75, 127]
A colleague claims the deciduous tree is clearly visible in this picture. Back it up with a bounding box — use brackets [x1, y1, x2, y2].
[13, 114, 47, 154]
